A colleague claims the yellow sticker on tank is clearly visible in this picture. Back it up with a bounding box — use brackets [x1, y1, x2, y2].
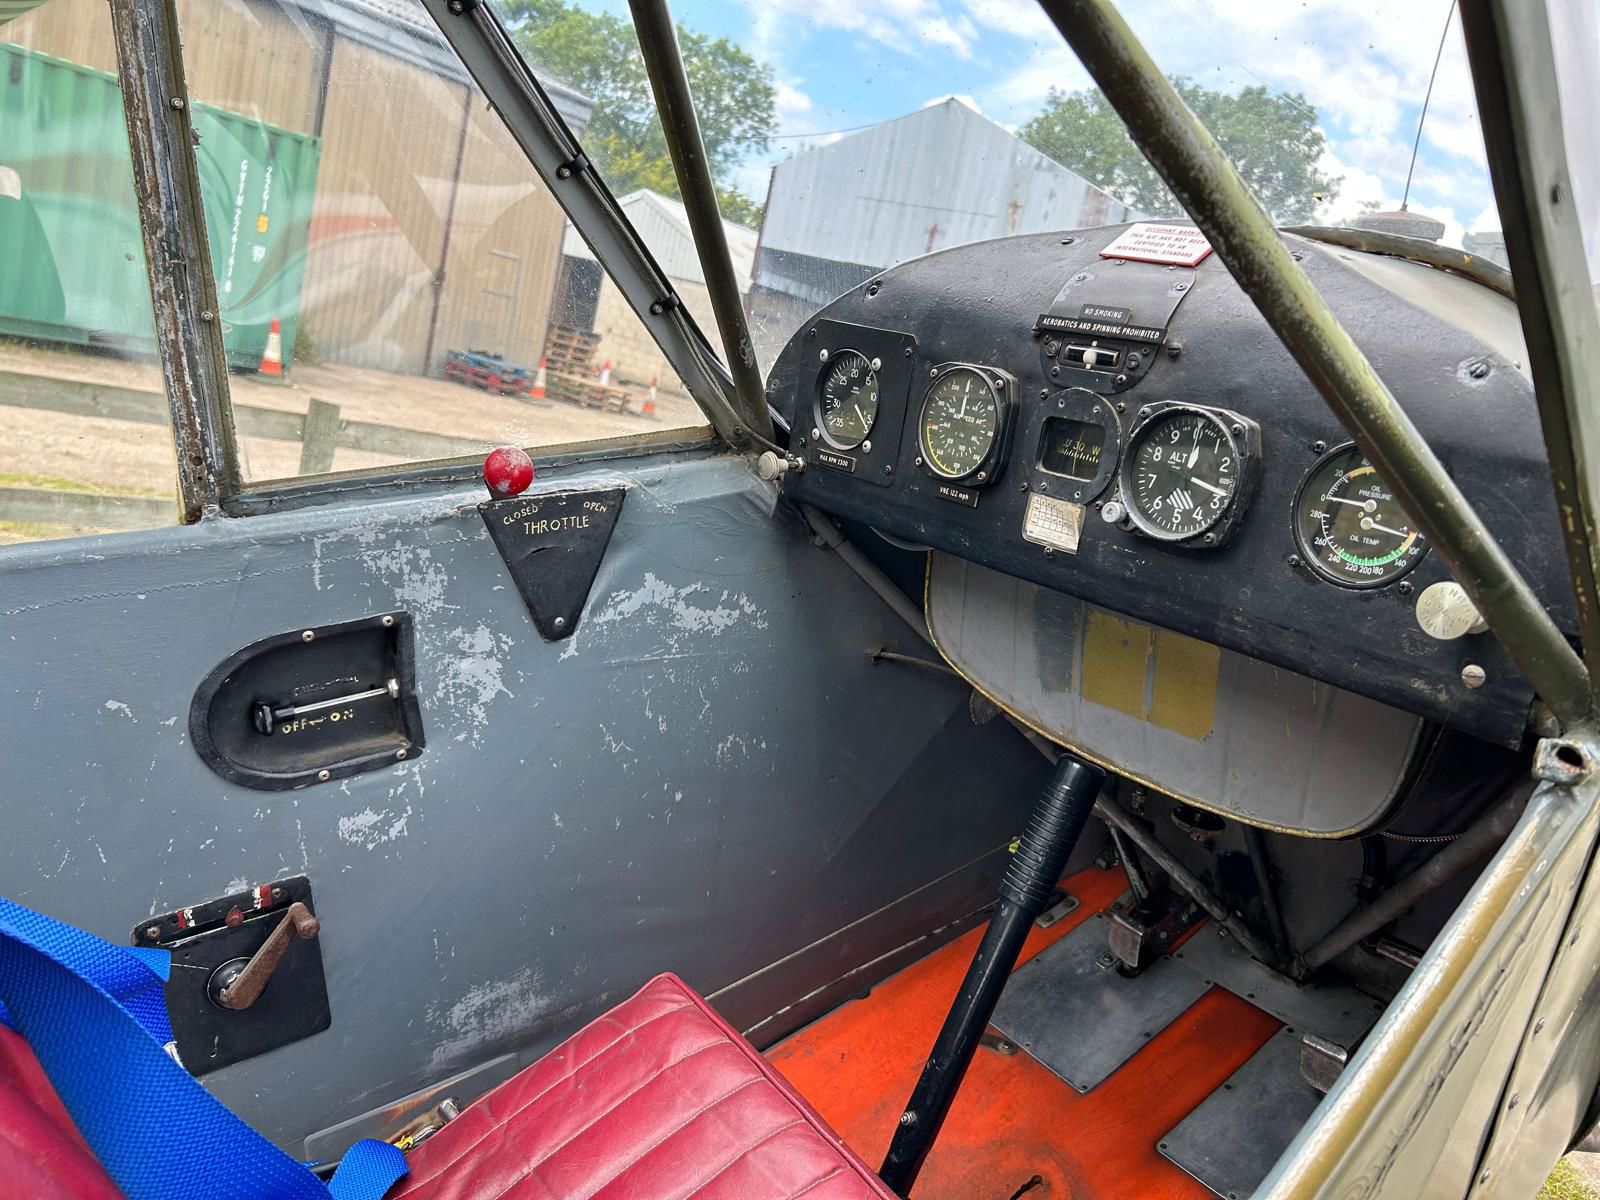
[1081, 610, 1219, 740]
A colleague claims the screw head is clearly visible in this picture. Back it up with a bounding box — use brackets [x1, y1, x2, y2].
[169, 97, 185, 109]
[1203, 532, 1216, 544]
[1311, 439, 1327, 454]
[396, 748, 408, 761]
[553, 616, 567, 630]
[317, 769, 331, 782]
[301, 629, 315, 642]
[1288, 553, 1302, 568]
[914, 455, 924, 467]
[976, 471, 988, 483]
[144, 925, 161, 941]
[811, 427, 821, 440]
[200, 310, 215, 322]
[1469, 360, 1491, 379]
[861, 439, 872, 453]
[1166, 343, 1183, 359]
[1461, 663, 1487, 689]
[447, 0, 464, 11]
[883, 464, 894, 476]
[382, 615, 395, 627]
[903, 346, 913, 358]
[1398, 581, 1414, 595]
[870, 357, 882, 371]
[1230, 423, 1244, 436]
[819, 348, 829, 363]
[899, 1112, 917, 1127]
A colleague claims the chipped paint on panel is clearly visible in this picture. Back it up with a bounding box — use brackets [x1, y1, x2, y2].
[337, 805, 413, 850]
[426, 968, 554, 1071]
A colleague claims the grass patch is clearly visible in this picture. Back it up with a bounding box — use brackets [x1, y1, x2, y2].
[0, 519, 85, 545]
[1542, 1160, 1600, 1200]
[0, 471, 168, 498]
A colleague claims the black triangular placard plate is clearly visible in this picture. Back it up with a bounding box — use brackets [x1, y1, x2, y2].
[479, 487, 626, 640]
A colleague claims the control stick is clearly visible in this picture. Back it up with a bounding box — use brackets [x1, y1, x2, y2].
[879, 753, 1105, 1195]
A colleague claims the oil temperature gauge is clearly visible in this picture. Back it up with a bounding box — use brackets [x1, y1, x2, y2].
[1294, 443, 1428, 588]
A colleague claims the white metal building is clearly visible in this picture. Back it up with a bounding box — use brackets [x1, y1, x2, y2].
[559, 189, 756, 392]
[748, 98, 1138, 364]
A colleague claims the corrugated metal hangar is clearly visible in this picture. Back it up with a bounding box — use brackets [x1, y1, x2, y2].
[748, 98, 1139, 365]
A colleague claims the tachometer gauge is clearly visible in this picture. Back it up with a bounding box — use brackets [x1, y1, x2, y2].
[918, 366, 1003, 481]
[1120, 405, 1244, 541]
[815, 349, 880, 449]
[1294, 443, 1428, 588]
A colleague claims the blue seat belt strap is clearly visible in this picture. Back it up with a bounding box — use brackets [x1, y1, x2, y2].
[0, 896, 406, 1200]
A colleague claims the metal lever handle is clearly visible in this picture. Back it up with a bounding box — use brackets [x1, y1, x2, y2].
[212, 902, 321, 1011]
[253, 679, 400, 734]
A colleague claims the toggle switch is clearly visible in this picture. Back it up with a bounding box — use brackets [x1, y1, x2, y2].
[252, 679, 400, 735]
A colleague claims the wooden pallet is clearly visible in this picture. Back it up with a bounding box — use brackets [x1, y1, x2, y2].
[544, 326, 631, 413]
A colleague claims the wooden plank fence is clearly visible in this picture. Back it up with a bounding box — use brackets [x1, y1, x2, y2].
[0, 371, 492, 532]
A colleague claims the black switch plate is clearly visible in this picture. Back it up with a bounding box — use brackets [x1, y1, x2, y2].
[131, 876, 330, 1076]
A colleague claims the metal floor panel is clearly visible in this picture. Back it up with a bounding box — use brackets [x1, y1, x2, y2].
[1172, 924, 1385, 1045]
[992, 910, 1212, 1092]
[1158, 1027, 1325, 1199]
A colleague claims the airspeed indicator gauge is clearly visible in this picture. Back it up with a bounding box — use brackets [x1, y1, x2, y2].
[917, 365, 1009, 483]
[1118, 404, 1259, 545]
[1294, 443, 1428, 588]
[815, 349, 880, 449]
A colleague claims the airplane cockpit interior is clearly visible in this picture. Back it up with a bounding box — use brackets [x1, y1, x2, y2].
[1, 0, 1599, 1197]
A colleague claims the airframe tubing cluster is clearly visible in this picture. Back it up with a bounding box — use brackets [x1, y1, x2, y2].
[1036, 0, 1593, 732]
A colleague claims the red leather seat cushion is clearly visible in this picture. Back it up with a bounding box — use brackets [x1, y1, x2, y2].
[0, 1024, 123, 1199]
[0, 974, 890, 1200]
[393, 973, 894, 1200]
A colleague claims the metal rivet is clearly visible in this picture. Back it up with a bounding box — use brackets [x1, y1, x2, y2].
[649, 300, 665, 314]
[200, 310, 214, 322]
[819, 348, 829, 362]
[870, 357, 882, 371]
[169, 97, 185, 109]
[811, 427, 821, 440]
[396, 748, 408, 760]
[301, 630, 315, 642]
[553, 616, 567, 630]
[861, 439, 872, 453]
[1287, 554, 1302, 568]
[317, 769, 331, 782]
[382, 615, 395, 627]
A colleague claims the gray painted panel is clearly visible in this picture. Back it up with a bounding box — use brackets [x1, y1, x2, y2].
[926, 554, 1425, 836]
[0, 449, 1042, 1150]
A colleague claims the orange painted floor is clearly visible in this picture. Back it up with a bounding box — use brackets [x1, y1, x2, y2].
[768, 867, 1282, 1199]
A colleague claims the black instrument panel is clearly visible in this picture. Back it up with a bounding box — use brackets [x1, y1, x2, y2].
[769, 226, 1576, 748]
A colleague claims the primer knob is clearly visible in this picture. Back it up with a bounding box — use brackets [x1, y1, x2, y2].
[1415, 580, 1488, 640]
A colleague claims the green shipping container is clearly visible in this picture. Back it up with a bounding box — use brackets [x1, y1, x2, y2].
[0, 43, 321, 373]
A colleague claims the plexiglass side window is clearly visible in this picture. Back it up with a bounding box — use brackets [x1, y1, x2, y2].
[166, 0, 708, 483]
[0, 2, 178, 544]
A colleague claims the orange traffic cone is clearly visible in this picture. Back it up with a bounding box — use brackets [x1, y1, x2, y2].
[259, 316, 284, 377]
[643, 376, 657, 418]
[530, 355, 547, 399]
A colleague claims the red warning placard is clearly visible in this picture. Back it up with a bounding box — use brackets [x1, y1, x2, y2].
[1099, 222, 1213, 267]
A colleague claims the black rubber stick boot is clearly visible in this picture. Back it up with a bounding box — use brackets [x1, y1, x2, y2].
[878, 754, 1104, 1196]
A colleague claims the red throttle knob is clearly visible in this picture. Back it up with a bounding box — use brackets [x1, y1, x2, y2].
[483, 446, 534, 497]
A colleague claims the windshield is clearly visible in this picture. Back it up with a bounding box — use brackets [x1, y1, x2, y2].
[510, 0, 1507, 370]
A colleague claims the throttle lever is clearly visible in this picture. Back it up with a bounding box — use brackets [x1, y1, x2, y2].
[208, 901, 321, 1011]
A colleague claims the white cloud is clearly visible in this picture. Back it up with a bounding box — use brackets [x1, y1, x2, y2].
[739, 0, 979, 60]
[775, 81, 813, 116]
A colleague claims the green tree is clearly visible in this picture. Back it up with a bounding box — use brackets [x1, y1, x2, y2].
[503, 0, 774, 228]
[1020, 79, 1339, 224]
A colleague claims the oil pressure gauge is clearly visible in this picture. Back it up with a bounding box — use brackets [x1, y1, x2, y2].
[1293, 444, 1428, 588]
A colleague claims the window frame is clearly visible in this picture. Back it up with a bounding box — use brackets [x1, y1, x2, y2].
[105, 0, 747, 524]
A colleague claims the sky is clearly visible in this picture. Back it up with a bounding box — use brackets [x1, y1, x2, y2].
[569, 0, 1508, 249]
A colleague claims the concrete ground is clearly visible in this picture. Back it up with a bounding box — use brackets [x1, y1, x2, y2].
[0, 340, 709, 502]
